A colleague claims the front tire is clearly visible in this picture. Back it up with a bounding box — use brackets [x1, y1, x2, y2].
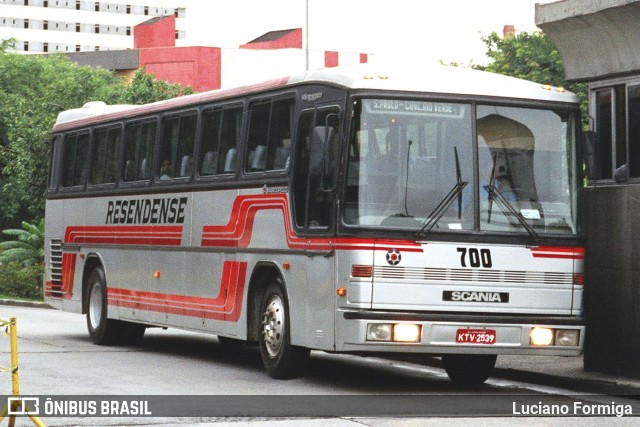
[258, 281, 310, 379]
[86, 266, 145, 346]
[442, 354, 497, 385]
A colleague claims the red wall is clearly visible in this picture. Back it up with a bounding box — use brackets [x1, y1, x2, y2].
[324, 51, 339, 68]
[240, 29, 302, 49]
[138, 47, 222, 92]
[134, 15, 176, 49]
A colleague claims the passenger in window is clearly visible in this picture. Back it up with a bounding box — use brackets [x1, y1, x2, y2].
[160, 159, 172, 180]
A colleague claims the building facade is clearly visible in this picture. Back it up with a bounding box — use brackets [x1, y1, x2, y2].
[537, 0, 640, 379]
[1, 2, 371, 92]
[0, 0, 186, 53]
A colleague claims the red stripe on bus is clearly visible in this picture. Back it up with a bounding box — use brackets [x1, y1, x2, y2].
[201, 194, 424, 252]
[107, 261, 247, 321]
[530, 246, 585, 260]
[65, 225, 183, 246]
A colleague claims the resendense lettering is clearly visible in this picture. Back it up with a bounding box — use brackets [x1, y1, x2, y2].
[106, 197, 188, 225]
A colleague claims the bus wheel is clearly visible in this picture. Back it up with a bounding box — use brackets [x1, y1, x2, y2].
[86, 266, 145, 346]
[258, 281, 310, 379]
[442, 354, 497, 385]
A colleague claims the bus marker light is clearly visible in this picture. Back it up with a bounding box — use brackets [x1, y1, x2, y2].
[336, 287, 347, 297]
[556, 329, 580, 346]
[282, 263, 290, 270]
[351, 265, 373, 278]
[393, 324, 421, 343]
[367, 324, 392, 341]
[530, 327, 554, 346]
[573, 273, 584, 285]
[154, 271, 161, 279]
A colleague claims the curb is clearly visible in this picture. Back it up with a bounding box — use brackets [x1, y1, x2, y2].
[490, 367, 640, 396]
[0, 298, 52, 309]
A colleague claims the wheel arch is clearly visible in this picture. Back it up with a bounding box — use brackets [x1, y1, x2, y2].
[81, 254, 105, 315]
[246, 261, 286, 342]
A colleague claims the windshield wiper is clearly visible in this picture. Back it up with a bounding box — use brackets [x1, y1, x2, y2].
[416, 181, 467, 237]
[484, 184, 539, 244]
[417, 147, 467, 237]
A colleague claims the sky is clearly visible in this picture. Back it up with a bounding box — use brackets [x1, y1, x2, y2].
[186, 0, 559, 66]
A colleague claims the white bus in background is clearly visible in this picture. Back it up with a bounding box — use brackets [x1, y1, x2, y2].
[45, 63, 585, 384]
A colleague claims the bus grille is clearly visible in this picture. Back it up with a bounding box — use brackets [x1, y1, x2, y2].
[49, 239, 63, 284]
[374, 266, 573, 285]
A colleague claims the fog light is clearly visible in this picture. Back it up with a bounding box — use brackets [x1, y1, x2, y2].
[393, 324, 421, 343]
[367, 324, 392, 341]
[556, 329, 580, 346]
[530, 327, 554, 346]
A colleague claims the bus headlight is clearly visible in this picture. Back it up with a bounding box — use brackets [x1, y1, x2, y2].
[366, 323, 422, 343]
[530, 327, 554, 346]
[367, 324, 392, 341]
[556, 329, 580, 347]
[393, 324, 421, 343]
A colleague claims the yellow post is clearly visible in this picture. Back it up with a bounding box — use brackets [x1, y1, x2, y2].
[0, 317, 46, 427]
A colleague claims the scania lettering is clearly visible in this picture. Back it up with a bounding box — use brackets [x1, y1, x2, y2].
[44, 63, 585, 385]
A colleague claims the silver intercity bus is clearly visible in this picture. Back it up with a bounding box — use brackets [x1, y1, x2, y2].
[45, 63, 584, 384]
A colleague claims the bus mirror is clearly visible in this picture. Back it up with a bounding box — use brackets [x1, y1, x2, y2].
[582, 130, 597, 180]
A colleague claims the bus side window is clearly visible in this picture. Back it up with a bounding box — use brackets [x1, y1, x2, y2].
[61, 132, 90, 188]
[220, 107, 242, 174]
[90, 127, 120, 185]
[246, 98, 293, 173]
[158, 112, 197, 181]
[199, 108, 222, 176]
[123, 120, 156, 183]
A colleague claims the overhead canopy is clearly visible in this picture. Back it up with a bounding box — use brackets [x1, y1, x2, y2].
[536, 0, 640, 82]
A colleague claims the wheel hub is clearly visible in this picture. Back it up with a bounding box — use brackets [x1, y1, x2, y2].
[261, 295, 284, 357]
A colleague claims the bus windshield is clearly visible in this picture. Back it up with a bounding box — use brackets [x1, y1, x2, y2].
[344, 98, 579, 236]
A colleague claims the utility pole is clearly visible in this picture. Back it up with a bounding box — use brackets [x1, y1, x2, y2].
[305, 0, 309, 71]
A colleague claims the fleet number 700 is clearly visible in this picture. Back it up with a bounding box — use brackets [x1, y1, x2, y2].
[457, 247, 493, 268]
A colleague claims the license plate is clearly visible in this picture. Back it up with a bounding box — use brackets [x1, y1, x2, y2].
[456, 328, 496, 344]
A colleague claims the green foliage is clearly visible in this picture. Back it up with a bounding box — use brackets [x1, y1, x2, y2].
[119, 69, 194, 104]
[0, 219, 45, 266]
[473, 31, 588, 119]
[0, 47, 192, 231]
[0, 262, 43, 300]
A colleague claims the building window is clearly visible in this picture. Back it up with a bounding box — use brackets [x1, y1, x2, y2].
[76, 23, 80, 32]
[43, 42, 48, 52]
[44, 1, 48, 7]
[126, 26, 131, 36]
[75, 0, 79, 10]
[75, 44, 80, 52]
[94, 24, 99, 34]
[23, 41, 29, 52]
[94, 2, 98, 12]
[144, 6, 148, 15]
[24, 19, 29, 29]
[126, 5, 131, 14]
[43, 20, 48, 30]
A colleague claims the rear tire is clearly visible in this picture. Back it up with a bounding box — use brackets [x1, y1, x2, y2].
[258, 281, 310, 379]
[442, 354, 497, 385]
[86, 266, 145, 346]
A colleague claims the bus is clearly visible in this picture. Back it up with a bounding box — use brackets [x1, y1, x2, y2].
[44, 63, 585, 384]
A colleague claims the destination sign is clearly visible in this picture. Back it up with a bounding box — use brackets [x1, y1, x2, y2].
[365, 99, 465, 118]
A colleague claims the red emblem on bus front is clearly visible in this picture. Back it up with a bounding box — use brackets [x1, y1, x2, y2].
[386, 249, 401, 266]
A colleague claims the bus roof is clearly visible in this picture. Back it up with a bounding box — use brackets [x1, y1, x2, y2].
[53, 63, 578, 132]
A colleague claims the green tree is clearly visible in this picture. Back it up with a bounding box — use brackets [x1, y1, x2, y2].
[0, 49, 192, 231]
[0, 219, 45, 266]
[473, 31, 588, 117]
